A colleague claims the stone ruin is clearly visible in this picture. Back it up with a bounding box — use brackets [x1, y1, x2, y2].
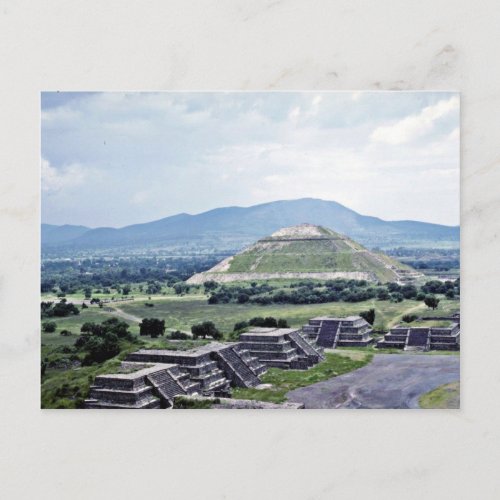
[85, 363, 199, 409]
[377, 320, 460, 352]
[302, 315, 374, 349]
[238, 327, 325, 369]
[85, 331, 323, 409]
[84, 313, 460, 409]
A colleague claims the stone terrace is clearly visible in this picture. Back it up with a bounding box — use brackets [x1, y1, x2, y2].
[377, 322, 460, 351]
[128, 342, 266, 392]
[85, 363, 200, 409]
[238, 327, 324, 369]
[303, 316, 374, 349]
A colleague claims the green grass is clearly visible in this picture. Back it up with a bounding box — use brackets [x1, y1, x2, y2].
[41, 340, 140, 409]
[419, 381, 460, 409]
[224, 238, 408, 281]
[403, 319, 454, 328]
[117, 296, 459, 334]
[336, 346, 460, 356]
[173, 396, 220, 409]
[232, 351, 373, 403]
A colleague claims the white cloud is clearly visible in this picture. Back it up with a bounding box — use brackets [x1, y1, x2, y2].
[130, 190, 151, 205]
[288, 106, 301, 122]
[370, 95, 459, 145]
[42, 92, 460, 226]
[41, 158, 88, 192]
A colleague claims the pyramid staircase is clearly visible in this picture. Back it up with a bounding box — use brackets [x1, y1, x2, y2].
[404, 329, 430, 352]
[215, 347, 262, 388]
[316, 320, 341, 348]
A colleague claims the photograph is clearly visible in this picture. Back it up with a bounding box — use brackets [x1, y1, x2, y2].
[41, 91, 460, 409]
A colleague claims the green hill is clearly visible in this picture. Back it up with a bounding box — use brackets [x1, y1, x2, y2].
[187, 224, 418, 284]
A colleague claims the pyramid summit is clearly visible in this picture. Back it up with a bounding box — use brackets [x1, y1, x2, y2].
[268, 223, 335, 238]
[187, 223, 417, 284]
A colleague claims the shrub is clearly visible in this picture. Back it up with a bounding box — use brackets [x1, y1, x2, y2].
[60, 329, 72, 336]
[402, 314, 418, 323]
[42, 321, 57, 333]
[233, 321, 249, 332]
[359, 308, 375, 325]
[169, 330, 189, 340]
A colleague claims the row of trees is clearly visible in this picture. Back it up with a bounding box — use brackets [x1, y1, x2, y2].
[205, 278, 459, 307]
[41, 299, 80, 318]
[41, 255, 220, 294]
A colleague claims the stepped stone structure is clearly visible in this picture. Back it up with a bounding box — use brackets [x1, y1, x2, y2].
[127, 342, 266, 390]
[85, 342, 269, 409]
[238, 327, 325, 369]
[302, 316, 374, 348]
[85, 363, 200, 409]
[377, 321, 460, 351]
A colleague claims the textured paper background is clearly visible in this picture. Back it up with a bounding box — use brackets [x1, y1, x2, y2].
[1, 1, 499, 499]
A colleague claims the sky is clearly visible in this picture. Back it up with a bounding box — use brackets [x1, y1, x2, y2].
[41, 91, 460, 228]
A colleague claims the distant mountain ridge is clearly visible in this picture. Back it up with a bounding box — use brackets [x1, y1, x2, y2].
[41, 198, 459, 251]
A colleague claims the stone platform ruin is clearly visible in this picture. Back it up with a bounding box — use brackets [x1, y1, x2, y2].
[377, 321, 460, 351]
[302, 316, 374, 349]
[85, 329, 324, 409]
[85, 363, 200, 409]
[238, 327, 325, 369]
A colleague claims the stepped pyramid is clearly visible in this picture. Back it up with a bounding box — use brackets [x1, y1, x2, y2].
[187, 223, 412, 284]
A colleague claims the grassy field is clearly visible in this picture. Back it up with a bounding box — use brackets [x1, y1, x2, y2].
[116, 295, 459, 334]
[419, 381, 460, 409]
[41, 295, 459, 339]
[232, 351, 373, 403]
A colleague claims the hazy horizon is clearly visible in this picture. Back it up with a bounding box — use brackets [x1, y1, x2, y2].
[41, 196, 460, 230]
[42, 91, 460, 227]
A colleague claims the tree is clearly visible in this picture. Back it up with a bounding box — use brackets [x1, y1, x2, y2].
[237, 293, 250, 304]
[277, 318, 289, 328]
[74, 318, 133, 365]
[122, 284, 131, 296]
[359, 308, 375, 325]
[60, 329, 72, 336]
[376, 288, 390, 301]
[208, 294, 219, 304]
[84, 287, 92, 299]
[424, 295, 440, 310]
[173, 283, 189, 295]
[139, 318, 166, 338]
[42, 321, 57, 333]
[203, 280, 218, 292]
[191, 321, 222, 340]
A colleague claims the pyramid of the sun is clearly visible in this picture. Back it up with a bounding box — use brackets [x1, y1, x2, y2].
[187, 223, 412, 284]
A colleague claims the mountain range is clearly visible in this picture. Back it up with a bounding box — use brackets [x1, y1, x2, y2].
[41, 198, 459, 252]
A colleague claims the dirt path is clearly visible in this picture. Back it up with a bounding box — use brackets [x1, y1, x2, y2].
[286, 354, 459, 409]
[104, 306, 142, 323]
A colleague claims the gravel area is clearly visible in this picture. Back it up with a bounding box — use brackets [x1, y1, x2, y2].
[287, 354, 460, 409]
